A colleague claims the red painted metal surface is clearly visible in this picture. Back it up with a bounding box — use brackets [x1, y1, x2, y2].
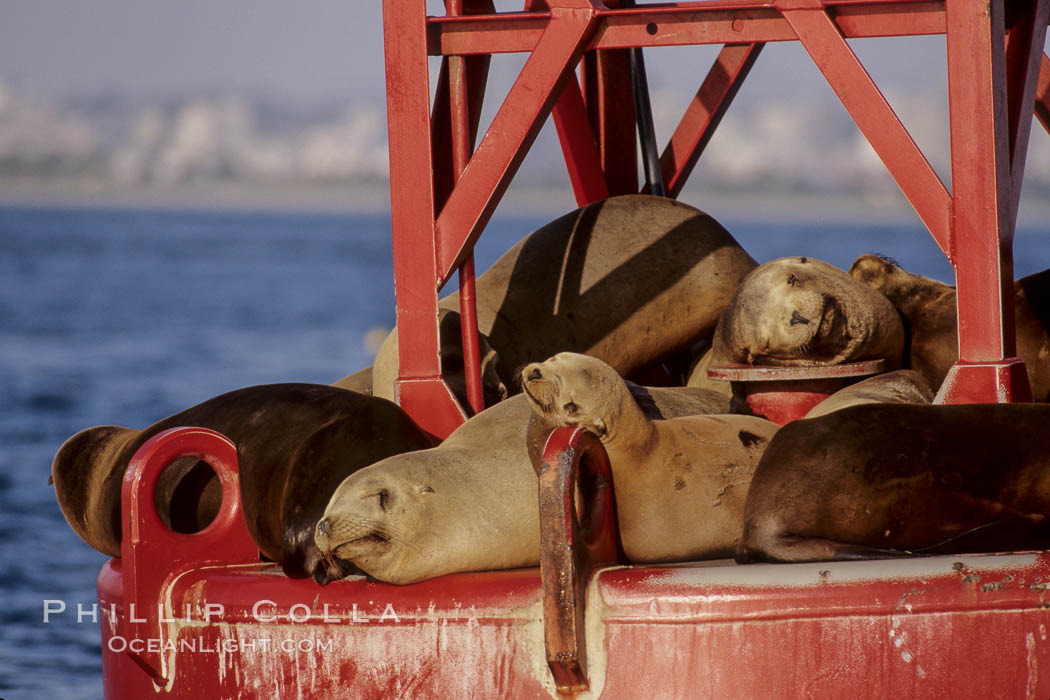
[117, 427, 259, 686]
[552, 75, 613, 206]
[708, 360, 884, 424]
[537, 426, 621, 694]
[103, 427, 1050, 698]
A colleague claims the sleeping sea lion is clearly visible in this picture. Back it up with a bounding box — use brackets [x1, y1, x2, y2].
[709, 256, 905, 370]
[521, 352, 779, 563]
[737, 403, 1050, 563]
[51, 383, 434, 584]
[314, 383, 732, 585]
[803, 369, 934, 419]
[372, 194, 757, 403]
[848, 253, 1050, 400]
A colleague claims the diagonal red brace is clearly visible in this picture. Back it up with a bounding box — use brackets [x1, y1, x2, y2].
[778, 0, 952, 259]
[659, 42, 764, 198]
[435, 3, 602, 286]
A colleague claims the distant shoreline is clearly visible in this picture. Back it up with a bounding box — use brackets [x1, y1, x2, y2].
[3, 179, 1049, 230]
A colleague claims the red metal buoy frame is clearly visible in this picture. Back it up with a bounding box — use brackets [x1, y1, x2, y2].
[385, 0, 1050, 437]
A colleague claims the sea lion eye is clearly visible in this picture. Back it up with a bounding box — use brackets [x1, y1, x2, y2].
[787, 274, 799, 287]
[563, 401, 578, 414]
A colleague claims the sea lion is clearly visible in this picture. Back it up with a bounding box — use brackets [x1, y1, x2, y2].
[737, 403, 1050, 563]
[849, 253, 1050, 400]
[709, 256, 905, 370]
[520, 352, 779, 563]
[331, 366, 374, 395]
[51, 384, 434, 584]
[315, 384, 734, 585]
[803, 369, 934, 419]
[372, 194, 757, 403]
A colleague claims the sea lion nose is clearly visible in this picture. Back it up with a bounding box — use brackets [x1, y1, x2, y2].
[790, 310, 811, 326]
[527, 367, 542, 381]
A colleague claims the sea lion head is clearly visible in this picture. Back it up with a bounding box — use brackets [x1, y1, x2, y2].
[314, 454, 445, 585]
[716, 256, 905, 368]
[519, 352, 631, 441]
[848, 253, 910, 298]
[315, 396, 542, 585]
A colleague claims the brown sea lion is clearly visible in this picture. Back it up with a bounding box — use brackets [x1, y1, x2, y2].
[51, 384, 434, 584]
[315, 383, 733, 585]
[710, 256, 905, 371]
[521, 352, 779, 563]
[737, 403, 1050, 563]
[372, 194, 757, 404]
[803, 369, 934, 419]
[849, 253, 1050, 400]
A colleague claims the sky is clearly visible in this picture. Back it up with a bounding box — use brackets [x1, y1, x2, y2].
[1, 0, 1047, 222]
[1, 0, 962, 105]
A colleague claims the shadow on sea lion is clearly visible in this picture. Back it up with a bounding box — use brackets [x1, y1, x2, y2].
[849, 253, 1050, 400]
[690, 257, 905, 397]
[51, 384, 435, 584]
[314, 382, 731, 585]
[737, 403, 1050, 563]
[521, 352, 778, 563]
[366, 195, 757, 407]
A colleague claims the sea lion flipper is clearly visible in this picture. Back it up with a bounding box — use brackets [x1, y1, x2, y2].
[735, 533, 917, 564]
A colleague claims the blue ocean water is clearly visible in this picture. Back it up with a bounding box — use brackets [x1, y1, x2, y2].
[1, 203, 1047, 698]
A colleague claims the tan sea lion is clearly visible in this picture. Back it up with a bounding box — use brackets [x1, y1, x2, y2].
[849, 253, 1050, 400]
[520, 352, 779, 563]
[51, 384, 434, 584]
[737, 403, 1050, 563]
[803, 369, 934, 419]
[710, 256, 905, 370]
[315, 384, 733, 585]
[372, 194, 757, 404]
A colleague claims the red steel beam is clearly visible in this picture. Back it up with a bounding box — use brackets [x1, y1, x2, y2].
[938, 0, 1032, 403]
[551, 75, 612, 206]
[1037, 52, 1050, 133]
[659, 42, 763, 197]
[446, 0, 494, 417]
[434, 3, 601, 286]
[779, 0, 952, 257]
[384, 0, 469, 438]
[582, 50, 639, 195]
[427, 2, 949, 56]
